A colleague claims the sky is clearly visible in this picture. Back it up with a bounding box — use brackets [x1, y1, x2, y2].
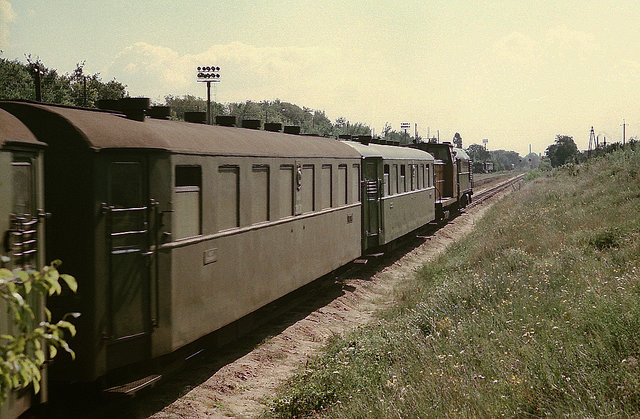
[1, 0, 639, 156]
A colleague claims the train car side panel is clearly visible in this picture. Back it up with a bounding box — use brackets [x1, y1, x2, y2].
[155, 154, 361, 352]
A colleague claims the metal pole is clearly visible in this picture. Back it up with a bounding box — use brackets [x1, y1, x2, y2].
[206, 81, 212, 125]
[83, 76, 87, 107]
[33, 65, 42, 102]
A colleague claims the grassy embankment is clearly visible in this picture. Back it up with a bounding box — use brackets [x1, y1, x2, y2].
[265, 149, 640, 417]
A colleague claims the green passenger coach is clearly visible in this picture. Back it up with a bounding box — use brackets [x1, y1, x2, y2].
[0, 108, 46, 418]
[342, 140, 436, 252]
[0, 100, 363, 383]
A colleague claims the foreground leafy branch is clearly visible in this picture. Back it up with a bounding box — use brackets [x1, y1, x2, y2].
[0, 258, 78, 406]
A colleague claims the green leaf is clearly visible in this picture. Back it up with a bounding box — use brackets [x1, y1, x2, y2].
[48, 345, 57, 359]
[56, 320, 77, 337]
[44, 307, 52, 322]
[11, 291, 25, 306]
[15, 269, 28, 283]
[32, 376, 40, 394]
[34, 349, 45, 364]
[24, 280, 32, 294]
[60, 274, 77, 292]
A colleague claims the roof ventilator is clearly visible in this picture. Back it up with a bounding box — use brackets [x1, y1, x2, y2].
[148, 106, 171, 120]
[284, 125, 301, 135]
[215, 115, 236, 127]
[358, 135, 371, 145]
[264, 122, 282, 132]
[184, 111, 206, 124]
[241, 119, 261, 130]
[119, 97, 150, 122]
[96, 99, 121, 112]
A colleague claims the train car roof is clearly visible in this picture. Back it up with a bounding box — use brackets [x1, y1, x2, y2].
[0, 101, 361, 159]
[454, 148, 470, 160]
[0, 108, 44, 148]
[341, 140, 434, 161]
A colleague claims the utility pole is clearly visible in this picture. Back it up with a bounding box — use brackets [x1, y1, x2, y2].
[32, 64, 43, 102]
[621, 119, 627, 146]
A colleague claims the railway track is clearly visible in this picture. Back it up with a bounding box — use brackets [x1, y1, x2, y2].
[36, 173, 526, 419]
[469, 173, 526, 207]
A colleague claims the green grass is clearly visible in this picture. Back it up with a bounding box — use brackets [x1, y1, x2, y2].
[264, 149, 640, 418]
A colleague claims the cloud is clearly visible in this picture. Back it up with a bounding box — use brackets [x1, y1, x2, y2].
[544, 25, 600, 59]
[492, 32, 541, 65]
[109, 41, 345, 107]
[0, 0, 16, 49]
[607, 59, 640, 83]
[492, 25, 599, 66]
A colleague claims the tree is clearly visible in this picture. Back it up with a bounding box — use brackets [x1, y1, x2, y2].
[0, 55, 48, 102]
[0, 54, 127, 107]
[68, 62, 127, 107]
[165, 94, 224, 121]
[0, 260, 78, 407]
[546, 135, 579, 167]
[491, 149, 523, 171]
[453, 132, 463, 148]
[466, 143, 490, 162]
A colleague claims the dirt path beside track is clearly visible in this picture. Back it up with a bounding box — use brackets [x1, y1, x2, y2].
[145, 192, 504, 418]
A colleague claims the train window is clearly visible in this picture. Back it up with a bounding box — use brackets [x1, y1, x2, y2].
[300, 165, 315, 213]
[337, 164, 347, 205]
[109, 162, 146, 250]
[400, 165, 406, 193]
[410, 164, 417, 191]
[321, 165, 332, 209]
[426, 165, 430, 187]
[174, 165, 201, 239]
[383, 164, 390, 197]
[12, 160, 34, 216]
[279, 165, 294, 218]
[418, 164, 424, 189]
[250, 165, 270, 224]
[352, 164, 360, 202]
[217, 166, 240, 230]
[392, 164, 398, 195]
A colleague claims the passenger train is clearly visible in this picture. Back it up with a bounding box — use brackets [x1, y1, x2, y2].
[0, 98, 472, 416]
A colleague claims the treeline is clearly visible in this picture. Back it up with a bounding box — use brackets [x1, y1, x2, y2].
[0, 54, 374, 138]
[544, 134, 639, 169]
[466, 143, 535, 172]
[0, 55, 128, 106]
[164, 95, 372, 138]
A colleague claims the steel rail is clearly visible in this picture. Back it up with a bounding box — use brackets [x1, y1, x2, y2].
[468, 173, 526, 207]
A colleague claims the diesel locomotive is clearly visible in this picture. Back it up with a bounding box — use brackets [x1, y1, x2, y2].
[0, 99, 472, 414]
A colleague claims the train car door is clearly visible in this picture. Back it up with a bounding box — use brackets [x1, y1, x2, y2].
[361, 157, 383, 251]
[103, 158, 155, 369]
[4, 153, 40, 269]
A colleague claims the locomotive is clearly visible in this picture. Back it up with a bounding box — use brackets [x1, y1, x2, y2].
[0, 99, 472, 413]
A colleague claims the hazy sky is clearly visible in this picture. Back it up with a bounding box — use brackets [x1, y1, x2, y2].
[1, 0, 639, 156]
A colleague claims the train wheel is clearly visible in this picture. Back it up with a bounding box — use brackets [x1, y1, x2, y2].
[459, 194, 468, 209]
